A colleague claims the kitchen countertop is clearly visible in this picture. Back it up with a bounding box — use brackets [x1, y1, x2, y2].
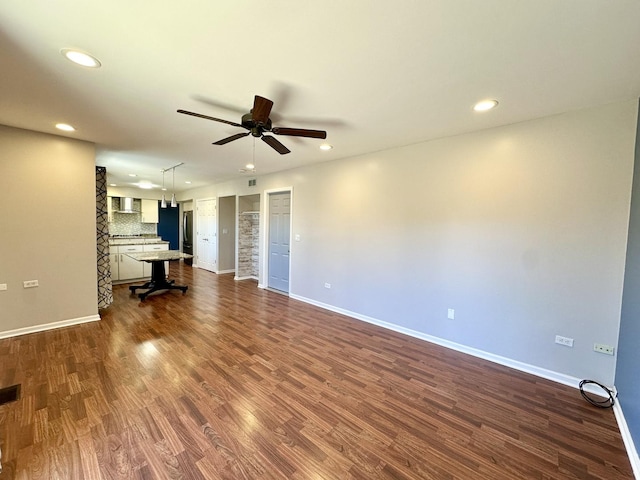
[109, 237, 169, 246]
[126, 251, 193, 262]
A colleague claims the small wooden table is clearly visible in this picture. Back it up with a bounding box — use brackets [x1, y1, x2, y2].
[126, 250, 193, 300]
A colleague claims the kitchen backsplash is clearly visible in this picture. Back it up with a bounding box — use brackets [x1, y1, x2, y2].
[109, 198, 157, 236]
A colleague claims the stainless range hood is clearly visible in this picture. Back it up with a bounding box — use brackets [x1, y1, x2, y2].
[116, 197, 138, 213]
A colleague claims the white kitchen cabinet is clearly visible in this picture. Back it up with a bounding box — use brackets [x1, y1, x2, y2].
[109, 250, 119, 280]
[142, 243, 169, 277]
[107, 196, 114, 223]
[141, 199, 159, 223]
[116, 245, 145, 280]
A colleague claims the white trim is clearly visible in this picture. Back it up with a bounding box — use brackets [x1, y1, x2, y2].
[290, 294, 585, 387]
[262, 187, 293, 294]
[235, 275, 258, 281]
[216, 269, 235, 275]
[0, 314, 101, 340]
[613, 400, 640, 479]
[290, 292, 640, 473]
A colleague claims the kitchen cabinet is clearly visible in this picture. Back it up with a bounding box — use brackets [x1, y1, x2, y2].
[109, 250, 119, 280]
[116, 245, 144, 280]
[142, 243, 169, 277]
[141, 199, 159, 223]
[107, 196, 114, 223]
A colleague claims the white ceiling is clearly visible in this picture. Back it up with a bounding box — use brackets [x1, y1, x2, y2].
[1, 1, 639, 193]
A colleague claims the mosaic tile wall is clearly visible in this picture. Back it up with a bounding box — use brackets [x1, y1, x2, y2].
[109, 198, 158, 236]
[237, 212, 259, 278]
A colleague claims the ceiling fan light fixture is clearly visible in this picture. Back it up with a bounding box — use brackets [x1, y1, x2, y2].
[61, 49, 101, 68]
[245, 163, 255, 170]
[320, 144, 333, 151]
[473, 99, 499, 112]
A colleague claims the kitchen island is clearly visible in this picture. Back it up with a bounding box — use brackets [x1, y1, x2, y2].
[126, 250, 193, 300]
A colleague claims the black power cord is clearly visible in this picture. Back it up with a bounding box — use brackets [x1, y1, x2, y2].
[579, 379, 615, 408]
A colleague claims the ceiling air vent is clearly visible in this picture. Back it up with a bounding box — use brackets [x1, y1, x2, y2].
[248, 179, 257, 187]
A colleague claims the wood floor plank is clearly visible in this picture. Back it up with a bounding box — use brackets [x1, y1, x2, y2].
[0, 263, 634, 478]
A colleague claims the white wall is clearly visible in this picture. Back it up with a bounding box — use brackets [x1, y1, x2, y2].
[180, 100, 638, 385]
[0, 125, 99, 334]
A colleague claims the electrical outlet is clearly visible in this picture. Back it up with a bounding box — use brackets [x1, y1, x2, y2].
[594, 343, 614, 355]
[555, 335, 574, 347]
[324, 283, 331, 289]
[0, 283, 7, 291]
[447, 308, 455, 320]
[23, 280, 39, 288]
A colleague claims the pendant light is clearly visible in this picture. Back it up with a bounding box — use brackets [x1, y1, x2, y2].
[171, 167, 177, 207]
[161, 170, 167, 208]
[161, 162, 183, 208]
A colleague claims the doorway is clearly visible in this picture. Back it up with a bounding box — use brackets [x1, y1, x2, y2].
[267, 190, 291, 293]
[237, 194, 260, 280]
[196, 198, 217, 272]
[217, 196, 236, 274]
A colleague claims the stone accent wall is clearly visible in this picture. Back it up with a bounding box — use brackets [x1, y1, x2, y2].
[238, 212, 259, 278]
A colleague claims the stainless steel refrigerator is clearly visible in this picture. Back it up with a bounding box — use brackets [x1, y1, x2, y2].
[183, 210, 193, 266]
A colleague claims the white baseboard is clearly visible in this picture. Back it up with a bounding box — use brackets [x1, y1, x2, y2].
[216, 269, 236, 275]
[290, 294, 584, 388]
[0, 314, 101, 340]
[613, 401, 640, 479]
[289, 293, 639, 473]
[235, 276, 258, 281]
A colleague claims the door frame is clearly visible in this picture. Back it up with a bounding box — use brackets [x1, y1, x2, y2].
[260, 186, 293, 292]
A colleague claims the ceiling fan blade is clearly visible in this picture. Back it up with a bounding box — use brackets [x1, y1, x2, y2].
[213, 132, 250, 145]
[252, 96, 273, 125]
[261, 135, 290, 155]
[271, 127, 327, 139]
[177, 109, 244, 128]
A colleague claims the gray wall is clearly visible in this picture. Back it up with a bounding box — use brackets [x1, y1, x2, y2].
[218, 195, 236, 272]
[617, 99, 640, 449]
[183, 100, 637, 386]
[0, 125, 99, 333]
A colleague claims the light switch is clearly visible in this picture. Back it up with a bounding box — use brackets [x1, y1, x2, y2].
[0, 283, 7, 291]
[295, 234, 301, 241]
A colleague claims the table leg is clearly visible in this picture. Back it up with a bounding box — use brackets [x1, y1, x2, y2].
[129, 260, 188, 300]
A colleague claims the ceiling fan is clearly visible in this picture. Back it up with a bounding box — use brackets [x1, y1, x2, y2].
[177, 95, 327, 155]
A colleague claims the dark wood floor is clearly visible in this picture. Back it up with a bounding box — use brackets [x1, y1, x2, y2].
[0, 263, 633, 479]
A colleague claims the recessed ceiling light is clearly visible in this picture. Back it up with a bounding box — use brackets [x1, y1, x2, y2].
[109, 183, 117, 187]
[185, 180, 192, 184]
[473, 99, 499, 112]
[138, 181, 153, 189]
[320, 144, 333, 151]
[128, 173, 137, 177]
[55, 123, 75, 132]
[61, 49, 101, 68]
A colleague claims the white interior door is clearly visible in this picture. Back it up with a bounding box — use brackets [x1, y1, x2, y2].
[196, 198, 217, 272]
[268, 192, 291, 292]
